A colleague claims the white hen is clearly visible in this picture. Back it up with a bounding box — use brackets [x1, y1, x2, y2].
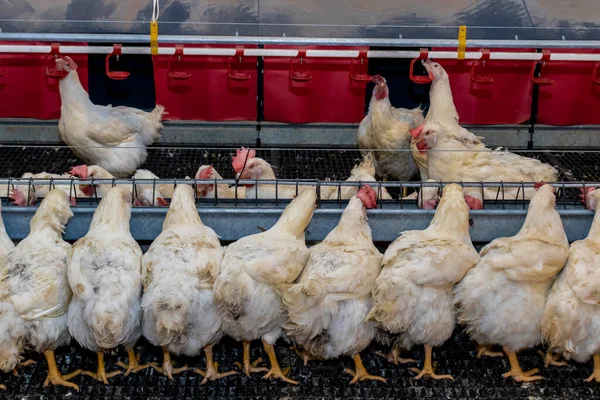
[0, 203, 16, 390]
[195, 165, 245, 200]
[454, 184, 569, 382]
[67, 186, 148, 383]
[327, 154, 392, 201]
[142, 184, 235, 383]
[214, 189, 316, 384]
[0, 190, 82, 390]
[55, 56, 164, 177]
[541, 188, 600, 382]
[68, 164, 117, 200]
[368, 184, 479, 380]
[282, 185, 385, 384]
[132, 169, 172, 207]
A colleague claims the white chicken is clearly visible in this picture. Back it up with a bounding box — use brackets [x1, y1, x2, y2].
[55, 56, 164, 177]
[132, 169, 172, 207]
[142, 183, 235, 383]
[400, 179, 441, 210]
[454, 183, 569, 382]
[326, 154, 392, 201]
[67, 186, 148, 383]
[282, 185, 385, 384]
[213, 189, 317, 384]
[68, 164, 117, 200]
[357, 75, 424, 181]
[7, 172, 87, 207]
[541, 187, 600, 382]
[0, 190, 82, 390]
[195, 165, 245, 200]
[0, 203, 16, 391]
[411, 60, 558, 209]
[367, 183, 479, 380]
[231, 148, 335, 200]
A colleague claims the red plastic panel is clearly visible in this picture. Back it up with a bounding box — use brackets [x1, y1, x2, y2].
[0, 42, 89, 120]
[152, 44, 257, 121]
[536, 49, 600, 126]
[432, 48, 536, 125]
[263, 46, 369, 124]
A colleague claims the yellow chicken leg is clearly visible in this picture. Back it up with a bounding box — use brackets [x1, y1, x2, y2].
[345, 353, 387, 384]
[234, 341, 268, 376]
[195, 345, 237, 384]
[116, 347, 150, 376]
[149, 347, 188, 380]
[0, 383, 5, 390]
[410, 345, 454, 380]
[538, 350, 568, 368]
[43, 350, 83, 391]
[501, 346, 543, 382]
[261, 341, 298, 385]
[586, 354, 600, 383]
[477, 344, 504, 359]
[375, 346, 416, 365]
[291, 346, 323, 366]
[82, 352, 122, 384]
[12, 359, 36, 376]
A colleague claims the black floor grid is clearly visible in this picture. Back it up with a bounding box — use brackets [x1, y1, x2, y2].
[3, 332, 600, 400]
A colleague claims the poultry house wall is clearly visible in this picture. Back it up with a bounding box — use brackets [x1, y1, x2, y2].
[2, 44, 600, 126]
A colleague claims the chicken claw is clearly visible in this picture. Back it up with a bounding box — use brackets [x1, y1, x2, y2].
[501, 347, 543, 382]
[375, 347, 415, 365]
[12, 359, 36, 376]
[261, 342, 299, 385]
[0, 384, 5, 390]
[538, 350, 568, 368]
[149, 347, 188, 380]
[116, 348, 150, 376]
[82, 352, 122, 384]
[477, 345, 504, 359]
[585, 354, 600, 383]
[195, 345, 237, 384]
[410, 345, 454, 381]
[234, 341, 268, 376]
[345, 353, 387, 384]
[291, 346, 323, 366]
[42, 350, 82, 391]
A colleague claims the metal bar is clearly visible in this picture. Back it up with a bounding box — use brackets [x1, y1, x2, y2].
[2, 32, 600, 49]
[1, 206, 593, 242]
[2, 44, 600, 61]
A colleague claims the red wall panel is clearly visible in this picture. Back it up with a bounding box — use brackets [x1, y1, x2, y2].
[432, 48, 536, 125]
[263, 46, 369, 124]
[0, 42, 89, 120]
[536, 49, 600, 126]
[152, 44, 257, 121]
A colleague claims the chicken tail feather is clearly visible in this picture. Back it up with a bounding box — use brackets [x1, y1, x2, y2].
[153, 290, 190, 344]
[89, 296, 128, 349]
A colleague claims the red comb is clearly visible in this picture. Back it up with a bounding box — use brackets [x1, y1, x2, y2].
[371, 75, 385, 83]
[197, 165, 214, 180]
[410, 124, 425, 139]
[232, 147, 256, 173]
[69, 165, 88, 178]
[533, 182, 546, 190]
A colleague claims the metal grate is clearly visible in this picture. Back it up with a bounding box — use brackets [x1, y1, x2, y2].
[2, 333, 599, 399]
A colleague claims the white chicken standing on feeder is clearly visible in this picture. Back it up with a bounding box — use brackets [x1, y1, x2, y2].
[541, 187, 600, 382]
[454, 183, 569, 382]
[55, 56, 165, 177]
[142, 184, 235, 382]
[0, 190, 82, 390]
[67, 186, 148, 383]
[282, 185, 386, 384]
[213, 189, 317, 384]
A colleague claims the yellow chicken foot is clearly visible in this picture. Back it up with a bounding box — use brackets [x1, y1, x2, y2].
[42, 350, 83, 391]
[477, 344, 504, 359]
[82, 352, 122, 384]
[195, 345, 237, 384]
[291, 346, 323, 366]
[501, 346, 543, 382]
[585, 354, 600, 383]
[116, 348, 150, 376]
[410, 345, 454, 380]
[538, 350, 568, 368]
[375, 346, 416, 365]
[0, 383, 5, 390]
[261, 341, 299, 385]
[149, 347, 188, 380]
[12, 359, 36, 376]
[345, 353, 387, 384]
[234, 341, 268, 376]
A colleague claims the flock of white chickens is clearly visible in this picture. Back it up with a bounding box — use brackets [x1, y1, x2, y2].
[0, 54, 598, 393]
